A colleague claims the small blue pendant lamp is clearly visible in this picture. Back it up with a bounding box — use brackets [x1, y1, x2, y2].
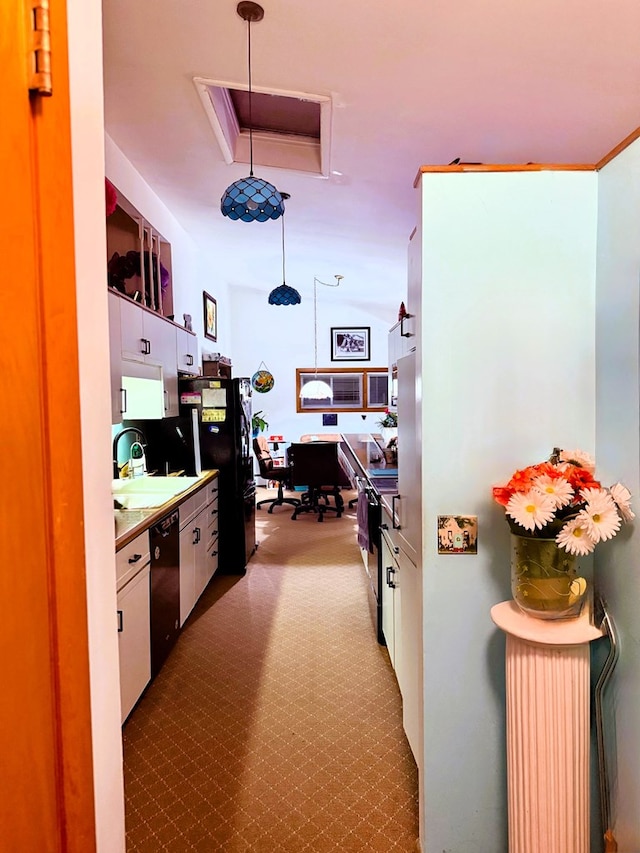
[268, 194, 301, 305]
[220, 2, 285, 223]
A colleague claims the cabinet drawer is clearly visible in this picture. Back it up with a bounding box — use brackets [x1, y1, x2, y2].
[116, 532, 150, 590]
[205, 521, 219, 551]
[179, 495, 197, 530]
[193, 483, 208, 514]
[207, 478, 219, 504]
[207, 497, 219, 529]
[207, 539, 219, 576]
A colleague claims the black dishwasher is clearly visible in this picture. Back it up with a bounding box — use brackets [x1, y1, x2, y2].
[149, 509, 180, 677]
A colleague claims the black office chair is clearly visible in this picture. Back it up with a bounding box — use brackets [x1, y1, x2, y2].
[288, 442, 351, 521]
[253, 437, 300, 513]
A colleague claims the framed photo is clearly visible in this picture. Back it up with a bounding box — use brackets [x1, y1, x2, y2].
[203, 291, 217, 342]
[330, 326, 371, 361]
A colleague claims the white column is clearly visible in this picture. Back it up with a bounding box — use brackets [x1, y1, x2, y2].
[491, 601, 604, 853]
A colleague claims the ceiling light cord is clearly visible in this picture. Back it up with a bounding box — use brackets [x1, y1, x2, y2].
[247, 18, 254, 176]
[313, 275, 344, 378]
[281, 211, 286, 284]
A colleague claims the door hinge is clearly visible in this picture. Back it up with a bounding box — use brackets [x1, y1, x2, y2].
[28, 0, 52, 96]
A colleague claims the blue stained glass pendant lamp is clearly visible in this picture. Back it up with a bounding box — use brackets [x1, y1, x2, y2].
[268, 194, 301, 305]
[220, 2, 285, 223]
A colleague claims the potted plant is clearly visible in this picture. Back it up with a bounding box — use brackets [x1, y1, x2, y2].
[376, 409, 398, 446]
[492, 447, 633, 619]
[251, 411, 269, 438]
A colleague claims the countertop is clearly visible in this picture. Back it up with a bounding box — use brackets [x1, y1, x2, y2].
[340, 434, 398, 506]
[114, 470, 218, 551]
[342, 432, 398, 488]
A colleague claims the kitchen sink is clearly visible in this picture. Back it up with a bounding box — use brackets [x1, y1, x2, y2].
[112, 475, 201, 509]
[112, 476, 200, 494]
[114, 493, 181, 509]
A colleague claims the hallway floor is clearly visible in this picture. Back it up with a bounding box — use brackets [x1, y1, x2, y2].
[123, 488, 419, 851]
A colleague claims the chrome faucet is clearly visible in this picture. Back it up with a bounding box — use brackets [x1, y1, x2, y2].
[112, 427, 147, 479]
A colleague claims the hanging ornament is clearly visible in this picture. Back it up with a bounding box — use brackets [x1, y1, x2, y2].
[251, 361, 275, 393]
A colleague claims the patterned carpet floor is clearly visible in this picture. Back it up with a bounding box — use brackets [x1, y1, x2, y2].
[123, 488, 419, 851]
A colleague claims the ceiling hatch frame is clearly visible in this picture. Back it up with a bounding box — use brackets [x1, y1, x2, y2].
[194, 77, 333, 178]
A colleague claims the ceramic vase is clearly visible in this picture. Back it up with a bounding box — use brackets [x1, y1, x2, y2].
[510, 534, 587, 620]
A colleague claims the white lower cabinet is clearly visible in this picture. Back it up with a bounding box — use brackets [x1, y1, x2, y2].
[117, 564, 151, 724]
[178, 475, 219, 625]
[380, 508, 422, 765]
[381, 526, 402, 669]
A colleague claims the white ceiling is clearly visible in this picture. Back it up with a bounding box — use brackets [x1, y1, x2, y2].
[102, 0, 640, 297]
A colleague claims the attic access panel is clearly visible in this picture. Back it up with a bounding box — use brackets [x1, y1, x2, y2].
[230, 89, 320, 138]
[194, 78, 332, 176]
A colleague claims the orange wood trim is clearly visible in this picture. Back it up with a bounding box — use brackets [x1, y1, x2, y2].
[297, 366, 388, 375]
[0, 0, 96, 849]
[295, 367, 388, 414]
[36, 0, 96, 847]
[595, 126, 640, 170]
[413, 163, 595, 187]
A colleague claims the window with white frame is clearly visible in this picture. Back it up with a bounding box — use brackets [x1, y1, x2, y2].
[296, 367, 388, 412]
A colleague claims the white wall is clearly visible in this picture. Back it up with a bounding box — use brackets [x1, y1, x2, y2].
[67, 1, 125, 849]
[228, 278, 400, 443]
[417, 169, 598, 851]
[595, 141, 640, 852]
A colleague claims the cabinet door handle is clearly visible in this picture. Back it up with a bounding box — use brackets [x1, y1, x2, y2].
[145, 338, 152, 354]
[120, 388, 127, 414]
[392, 495, 402, 530]
[386, 566, 397, 588]
[187, 354, 194, 366]
[400, 314, 413, 338]
[164, 389, 169, 411]
[193, 527, 200, 545]
[128, 553, 142, 564]
[117, 610, 123, 632]
[211, 550, 218, 557]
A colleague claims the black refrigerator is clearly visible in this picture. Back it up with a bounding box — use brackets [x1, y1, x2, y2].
[132, 377, 256, 574]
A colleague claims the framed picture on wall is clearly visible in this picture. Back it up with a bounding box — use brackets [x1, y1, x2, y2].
[330, 326, 371, 361]
[203, 291, 217, 342]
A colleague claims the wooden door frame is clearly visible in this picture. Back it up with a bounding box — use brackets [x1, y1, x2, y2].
[1, 0, 96, 848]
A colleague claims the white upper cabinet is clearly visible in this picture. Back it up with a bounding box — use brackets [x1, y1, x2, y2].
[176, 326, 199, 376]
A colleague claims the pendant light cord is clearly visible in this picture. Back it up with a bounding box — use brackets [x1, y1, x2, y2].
[281, 214, 286, 284]
[247, 18, 254, 176]
[312, 276, 344, 378]
[313, 278, 319, 377]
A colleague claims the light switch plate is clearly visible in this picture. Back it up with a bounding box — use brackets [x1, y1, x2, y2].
[437, 515, 478, 554]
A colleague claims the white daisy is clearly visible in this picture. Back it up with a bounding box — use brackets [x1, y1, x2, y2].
[506, 489, 556, 531]
[532, 475, 573, 509]
[559, 448, 596, 473]
[609, 482, 635, 522]
[578, 490, 621, 542]
[556, 518, 596, 556]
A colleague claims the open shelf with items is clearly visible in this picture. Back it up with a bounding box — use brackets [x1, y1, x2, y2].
[106, 183, 174, 319]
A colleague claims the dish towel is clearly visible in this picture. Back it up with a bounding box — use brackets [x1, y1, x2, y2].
[357, 490, 370, 552]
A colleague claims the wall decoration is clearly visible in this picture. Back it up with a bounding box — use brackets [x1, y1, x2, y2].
[203, 291, 217, 342]
[330, 326, 371, 361]
[251, 362, 275, 393]
[323, 413, 338, 427]
[437, 515, 478, 554]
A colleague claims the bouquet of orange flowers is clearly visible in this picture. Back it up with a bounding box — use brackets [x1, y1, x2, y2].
[492, 448, 633, 555]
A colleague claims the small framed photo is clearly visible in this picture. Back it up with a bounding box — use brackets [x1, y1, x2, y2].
[203, 291, 217, 342]
[330, 326, 371, 361]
